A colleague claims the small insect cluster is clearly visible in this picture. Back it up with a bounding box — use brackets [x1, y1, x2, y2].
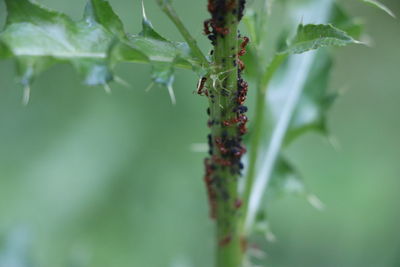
[200, 0, 249, 245]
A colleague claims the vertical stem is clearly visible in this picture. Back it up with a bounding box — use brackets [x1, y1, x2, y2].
[203, 1, 247, 266]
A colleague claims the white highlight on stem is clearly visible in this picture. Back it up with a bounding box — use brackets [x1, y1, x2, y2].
[244, 0, 333, 232]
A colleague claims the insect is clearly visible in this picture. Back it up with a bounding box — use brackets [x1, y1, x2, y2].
[197, 76, 208, 95]
[213, 155, 232, 166]
[203, 19, 212, 35]
[237, 59, 245, 71]
[234, 198, 243, 209]
[215, 137, 229, 154]
[204, 158, 217, 219]
[214, 26, 230, 35]
[238, 36, 249, 56]
[219, 235, 232, 247]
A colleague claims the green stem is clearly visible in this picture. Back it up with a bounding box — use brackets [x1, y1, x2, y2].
[157, 0, 209, 67]
[203, 1, 247, 266]
[240, 53, 287, 233]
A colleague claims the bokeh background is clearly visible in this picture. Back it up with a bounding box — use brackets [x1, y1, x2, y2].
[0, 0, 399, 266]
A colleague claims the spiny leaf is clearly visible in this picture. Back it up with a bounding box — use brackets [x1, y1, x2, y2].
[84, 0, 126, 37]
[0, 0, 144, 87]
[0, 0, 201, 99]
[281, 23, 361, 55]
[360, 0, 396, 18]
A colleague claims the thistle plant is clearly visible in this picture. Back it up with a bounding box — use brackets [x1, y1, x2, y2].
[0, 0, 395, 266]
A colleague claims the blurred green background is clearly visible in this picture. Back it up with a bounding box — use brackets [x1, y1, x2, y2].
[0, 0, 399, 266]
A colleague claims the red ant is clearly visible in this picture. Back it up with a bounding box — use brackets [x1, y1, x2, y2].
[226, 0, 236, 11]
[204, 158, 217, 219]
[238, 37, 249, 57]
[215, 137, 229, 154]
[238, 114, 248, 123]
[239, 124, 247, 135]
[213, 156, 231, 166]
[235, 198, 243, 209]
[219, 235, 232, 247]
[222, 118, 239, 127]
[203, 19, 212, 35]
[237, 59, 245, 71]
[215, 26, 230, 35]
[207, 0, 215, 12]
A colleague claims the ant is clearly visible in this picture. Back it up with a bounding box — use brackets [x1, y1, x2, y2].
[215, 137, 229, 154]
[214, 26, 230, 35]
[207, 0, 215, 13]
[238, 36, 249, 57]
[235, 198, 243, 209]
[219, 235, 232, 247]
[213, 155, 231, 166]
[237, 59, 245, 71]
[203, 19, 212, 35]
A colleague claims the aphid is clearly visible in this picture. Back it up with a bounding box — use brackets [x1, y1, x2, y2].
[233, 146, 246, 157]
[221, 88, 230, 96]
[234, 105, 248, 114]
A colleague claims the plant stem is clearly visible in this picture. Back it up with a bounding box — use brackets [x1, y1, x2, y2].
[240, 53, 287, 232]
[203, 1, 247, 266]
[157, 0, 209, 67]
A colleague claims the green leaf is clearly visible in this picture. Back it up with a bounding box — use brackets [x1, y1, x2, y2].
[360, 0, 396, 18]
[331, 3, 364, 39]
[0, 0, 144, 87]
[281, 24, 361, 55]
[268, 157, 305, 198]
[0, 0, 200, 98]
[284, 50, 336, 144]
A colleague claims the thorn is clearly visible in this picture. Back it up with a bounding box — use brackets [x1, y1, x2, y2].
[141, 0, 148, 21]
[104, 84, 112, 94]
[145, 82, 155, 92]
[114, 76, 130, 88]
[307, 194, 325, 211]
[167, 84, 176, 105]
[22, 85, 30, 106]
